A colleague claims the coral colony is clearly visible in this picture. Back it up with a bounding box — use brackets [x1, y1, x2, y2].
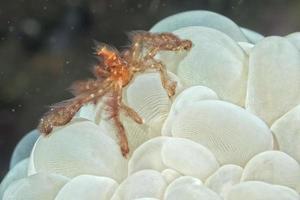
[3, 10, 300, 200]
[38, 31, 192, 156]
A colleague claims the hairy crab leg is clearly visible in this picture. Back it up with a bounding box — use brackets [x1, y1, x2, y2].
[108, 86, 130, 157]
[153, 61, 177, 97]
[128, 33, 191, 97]
[130, 40, 143, 62]
[39, 80, 113, 135]
[120, 102, 144, 124]
[131, 32, 192, 53]
[143, 55, 177, 97]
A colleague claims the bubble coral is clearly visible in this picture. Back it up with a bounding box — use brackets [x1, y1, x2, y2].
[1, 10, 300, 200]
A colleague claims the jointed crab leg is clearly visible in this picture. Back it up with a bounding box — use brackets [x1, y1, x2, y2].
[108, 86, 130, 156]
[39, 80, 113, 134]
[153, 61, 177, 97]
[142, 55, 177, 97]
[129, 33, 191, 97]
[120, 102, 143, 124]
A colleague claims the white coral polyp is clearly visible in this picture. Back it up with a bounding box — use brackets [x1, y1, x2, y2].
[225, 181, 300, 200]
[171, 100, 273, 166]
[2, 10, 300, 200]
[175, 26, 248, 106]
[241, 151, 300, 192]
[29, 120, 128, 182]
[55, 175, 118, 200]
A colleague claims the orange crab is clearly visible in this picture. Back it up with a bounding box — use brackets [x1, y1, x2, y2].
[38, 31, 192, 156]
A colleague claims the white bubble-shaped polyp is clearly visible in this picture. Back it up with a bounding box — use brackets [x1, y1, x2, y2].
[246, 36, 300, 125]
[240, 27, 264, 44]
[30, 120, 127, 182]
[99, 115, 153, 158]
[125, 72, 172, 138]
[126, 73, 171, 124]
[3, 173, 69, 200]
[162, 85, 219, 136]
[286, 32, 300, 50]
[0, 158, 29, 199]
[9, 129, 39, 169]
[111, 170, 167, 200]
[155, 50, 189, 74]
[271, 104, 300, 163]
[171, 86, 219, 114]
[150, 10, 248, 42]
[225, 181, 300, 200]
[164, 176, 221, 200]
[75, 102, 102, 123]
[28, 135, 38, 176]
[55, 175, 118, 200]
[134, 198, 160, 200]
[129, 137, 219, 181]
[241, 151, 300, 192]
[161, 169, 182, 184]
[171, 100, 273, 166]
[161, 138, 219, 181]
[205, 164, 243, 198]
[174, 26, 248, 106]
[238, 41, 254, 55]
[128, 137, 169, 175]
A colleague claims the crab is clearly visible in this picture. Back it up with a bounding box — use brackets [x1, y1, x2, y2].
[38, 31, 192, 157]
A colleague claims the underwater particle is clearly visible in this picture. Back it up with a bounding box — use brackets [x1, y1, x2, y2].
[8, 26, 15, 32]
[21, 18, 41, 37]
[38, 31, 192, 156]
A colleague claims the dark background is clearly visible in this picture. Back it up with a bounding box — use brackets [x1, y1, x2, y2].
[0, 0, 300, 179]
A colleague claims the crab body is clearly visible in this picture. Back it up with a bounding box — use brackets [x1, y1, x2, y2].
[38, 31, 192, 156]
